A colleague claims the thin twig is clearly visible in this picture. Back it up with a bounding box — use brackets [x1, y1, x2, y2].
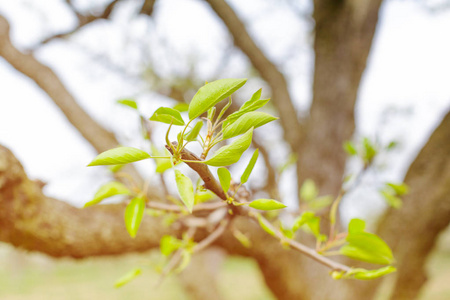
[147, 201, 226, 212]
[193, 217, 231, 252]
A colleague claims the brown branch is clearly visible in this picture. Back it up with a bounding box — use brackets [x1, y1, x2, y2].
[166, 143, 227, 200]
[204, 0, 302, 150]
[147, 201, 226, 212]
[0, 14, 144, 187]
[38, 0, 120, 46]
[252, 137, 279, 199]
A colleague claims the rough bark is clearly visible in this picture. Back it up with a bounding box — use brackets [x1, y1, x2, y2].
[297, 0, 383, 196]
[358, 111, 450, 300]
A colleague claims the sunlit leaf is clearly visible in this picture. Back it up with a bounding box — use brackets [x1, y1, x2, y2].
[292, 211, 325, 241]
[241, 149, 259, 184]
[362, 137, 377, 164]
[160, 235, 183, 256]
[84, 182, 131, 207]
[340, 232, 394, 265]
[222, 112, 277, 139]
[150, 107, 185, 126]
[380, 190, 403, 209]
[184, 121, 203, 142]
[386, 182, 409, 196]
[117, 99, 138, 110]
[300, 179, 318, 202]
[114, 268, 142, 288]
[249, 199, 287, 210]
[204, 128, 253, 166]
[256, 214, 276, 237]
[343, 141, 358, 156]
[217, 167, 231, 194]
[125, 197, 146, 238]
[173, 103, 189, 112]
[347, 266, 396, 280]
[233, 229, 251, 248]
[175, 170, 195, 213]
[88, 147, 151, 166]
[348, 218, 365, 234]
[188, 78, 247, 120]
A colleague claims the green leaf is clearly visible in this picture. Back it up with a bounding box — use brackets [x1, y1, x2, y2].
[85, 182, 131, 208]
[380, 190, 403, 209]
[348, 218, 365, 234]
[217, 167, 231, 194]
[175, 170, 195, 213]
[224, 98, 271, 128]
[223, 112, 277, 139]
[233, 229, 251, 248]
[292, 211, 323, 240]
[151, 146, 173, 173]
[241, 149, 259, 184]
[343, 141, 358, 156]
[362, 137, 377, 164]
[188, 78, 247, 120]
[108, 164, 125, 173]
[204, 128, 253, 166]
[88, 147, 151, 166]
[117, 99, 138, 110]
[386, 183, 409, 196]
[114, 268, 142, 288]
[256, 214, 276, 237]
[149, 107, 185, 126]
[174, 250, 192, 273]
[184, 121, 203, 142]
[194, 190, 216, 203]
[173, 103, 189, 112]
[348, 266, 397, 280]
[249, 199, 287, 210]
[160, 235, 183, 256]
[340, 232, 394, 265]
[307, 195, 333, 210]
[124, 197, 146, 238]
[216, 98, 233, 122]
[300, 179, 318, 202]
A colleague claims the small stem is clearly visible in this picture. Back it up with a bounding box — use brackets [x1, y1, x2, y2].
[147, 201, 226, 212]
[193, 217, 231, 252]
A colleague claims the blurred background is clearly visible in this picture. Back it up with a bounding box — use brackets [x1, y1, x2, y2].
[0, 0, 450, 299]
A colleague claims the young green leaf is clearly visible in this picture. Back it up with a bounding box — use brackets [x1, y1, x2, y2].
[117, 99, 138, 110]
[343, 141, 358, 156]
[184, 121, 203, 142]
[300, 179, 318, 202]
[256, 214, 276, 236]
[292, 211, 322, 240]
[222, 112, 277, 139]
[151, 146, 173, 173]
[160, 235, 183, 256]
[217, 167, 231, 194]
[340, 232, 394, 265]
[124, 197, 146, 238]
[204, 128, 253, 166]
[175, 170, 195, 213]
[362, 137, 377, 164]
[241, 149, 259, 184]
[386, 182, 410, 196]
[173, 103, 189, 112]
[348, 218, 366, 234]
[88, 147, 151, 166]
[307, 195, 333, 211]
[380, 190, 403, 209]
[108, 164, 125, 173]
[114, 268, 142, 288]
[188, 78, 247, 120]
[174, 250, 192, 273]
[233, 229, 252, 248]
[149, 107, 185, 126]
[84, 182, 131, 208]
[347, 266, 396, 280]
[216, 98, 233, 122]
[249, 199, 287, 210]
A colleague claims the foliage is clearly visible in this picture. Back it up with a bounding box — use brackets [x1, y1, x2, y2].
[87, 79, 399, 287]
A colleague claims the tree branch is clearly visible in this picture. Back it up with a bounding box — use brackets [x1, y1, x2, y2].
[204, 0, 302, 150]
[0, 14, 144, 186]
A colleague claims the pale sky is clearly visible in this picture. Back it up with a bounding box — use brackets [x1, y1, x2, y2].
[0, 0, 449, 222]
